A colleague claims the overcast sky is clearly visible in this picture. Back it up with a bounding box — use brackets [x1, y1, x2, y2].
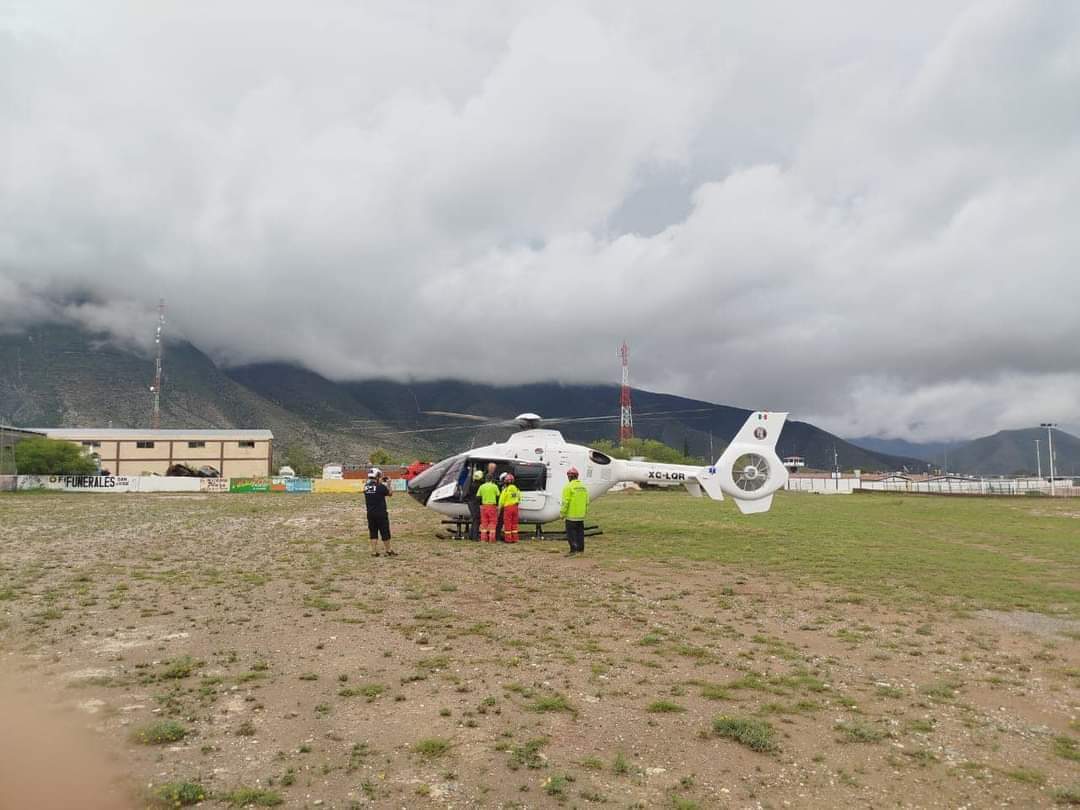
[2, 1, 1078, 441]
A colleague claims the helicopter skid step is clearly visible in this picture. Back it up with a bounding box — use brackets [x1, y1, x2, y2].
[438, 519, 602, 542]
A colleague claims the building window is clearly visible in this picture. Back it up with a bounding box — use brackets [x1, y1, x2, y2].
[238, 441, 256, 448]
[81, 441, 102, 449]
[136, 441, 155, 449]
[188, 441, 206, 448]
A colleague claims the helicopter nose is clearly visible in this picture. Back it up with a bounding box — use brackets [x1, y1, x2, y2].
[406, 476, 428, 505]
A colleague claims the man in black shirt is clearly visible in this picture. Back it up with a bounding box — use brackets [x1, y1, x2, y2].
[364, 468, 395, 557]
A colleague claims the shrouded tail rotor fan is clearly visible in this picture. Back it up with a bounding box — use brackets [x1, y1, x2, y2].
[732, 453, 770, 493]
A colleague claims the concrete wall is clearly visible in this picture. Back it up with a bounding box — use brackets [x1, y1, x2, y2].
[15, 475, 233, 492]
[785, 477, 856, 494]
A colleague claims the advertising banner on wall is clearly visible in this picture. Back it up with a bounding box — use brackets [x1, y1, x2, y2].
[200, 478, 230, 493]
[268, 477, 315, 492]
[19, 475, 134, 491]
[312, 479, 365, 494]
[230, 478, 271, 493]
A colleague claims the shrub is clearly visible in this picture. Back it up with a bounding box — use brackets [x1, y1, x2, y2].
[412, 738, 451, 758]
[710, 716, 778, 753]
[133, 720, 188, 745]
[647, 700, 686, 714]
[153, 781, 205, 807]
[14, 437, 97, 475]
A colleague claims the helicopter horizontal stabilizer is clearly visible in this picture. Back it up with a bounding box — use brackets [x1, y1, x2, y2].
[734, 494, 773, 514]
[683, 479, 703, 498]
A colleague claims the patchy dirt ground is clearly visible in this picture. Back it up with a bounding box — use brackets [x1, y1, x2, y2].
[0, 493, 1078, 809]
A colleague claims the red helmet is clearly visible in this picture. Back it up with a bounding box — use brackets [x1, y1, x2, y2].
[504, 474, 514, 484]
[566, 467, 579, 479]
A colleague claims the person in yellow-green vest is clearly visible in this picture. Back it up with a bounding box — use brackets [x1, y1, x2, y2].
[477, 475, 501, 543]
[498, 474, 522, 543]
[560, 467, 589, 555]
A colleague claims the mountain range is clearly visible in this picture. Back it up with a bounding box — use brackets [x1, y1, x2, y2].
[1, 325, 1075, 475]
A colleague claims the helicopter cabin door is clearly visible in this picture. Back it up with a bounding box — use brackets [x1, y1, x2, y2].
[429, 456, 468, 502]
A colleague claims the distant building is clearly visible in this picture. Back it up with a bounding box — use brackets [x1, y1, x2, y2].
[39, 429, 273, 477]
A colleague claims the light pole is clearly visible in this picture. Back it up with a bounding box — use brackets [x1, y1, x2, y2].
[1035, 439, 1042, 480]
[1040, 423, 1057, 496]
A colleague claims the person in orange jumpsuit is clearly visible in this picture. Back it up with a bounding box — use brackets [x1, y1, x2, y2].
[476, 475, 500, 543]
[498, 474, 522, 543]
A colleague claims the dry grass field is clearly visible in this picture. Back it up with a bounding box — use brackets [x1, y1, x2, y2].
[0, 490, 1078, 809]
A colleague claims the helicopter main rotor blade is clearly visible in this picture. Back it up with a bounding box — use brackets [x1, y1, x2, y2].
[421, 411, 496, 422]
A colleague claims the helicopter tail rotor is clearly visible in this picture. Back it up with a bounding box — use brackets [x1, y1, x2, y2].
[697, 411, 788, 513]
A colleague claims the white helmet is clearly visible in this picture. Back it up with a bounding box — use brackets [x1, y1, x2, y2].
[368, 467, 381, 478]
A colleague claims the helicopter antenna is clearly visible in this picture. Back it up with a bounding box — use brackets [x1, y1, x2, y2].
[619, 340, 633, 445]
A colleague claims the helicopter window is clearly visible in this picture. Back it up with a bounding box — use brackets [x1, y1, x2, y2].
[589, 450, 612, 465]
[510, 461, 546, 492]
[461, 459, 547, 494]
[439, 456, 468, 491]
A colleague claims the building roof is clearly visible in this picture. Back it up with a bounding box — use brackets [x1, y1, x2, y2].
[0, 425, 46, 438]
[40, 429, 273, 441]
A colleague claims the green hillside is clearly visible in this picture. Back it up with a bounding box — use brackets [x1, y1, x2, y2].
[0, 327, 426, 466]
[0, 326, 923, 471]
[945, 427, 1080, 477]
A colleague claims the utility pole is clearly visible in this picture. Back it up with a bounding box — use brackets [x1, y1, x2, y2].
[1041, 423, 1057, 496]
[150, 299, 165, 430]
[1035, 439, 1042, 480]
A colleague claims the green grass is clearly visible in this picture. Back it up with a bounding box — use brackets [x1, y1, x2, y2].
[509, 737, 548, 770]
[412, 737, 452, 757]
[1053, 736, 1080, 762]
[528, 693, 575, 713]
[587, 492, 1080, 615]
[647, 700, 686, 713]
[339, 683, 386, 701]
[160, 655, 200, 680]
[132, 720, 188, 745]
[219, 787, 283, 806]
[834, 720, 888, 743]
[1054, 783, 1080, 805]
[709, 715, 778, 753]
[152, 781, 206, 807]
[1001, 767, 1045, 785]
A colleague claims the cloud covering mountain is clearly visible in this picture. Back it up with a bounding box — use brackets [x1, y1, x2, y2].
[2, 1, 1078, 441]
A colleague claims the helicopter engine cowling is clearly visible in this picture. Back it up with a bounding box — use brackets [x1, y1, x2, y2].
[697, 412, 789, 514]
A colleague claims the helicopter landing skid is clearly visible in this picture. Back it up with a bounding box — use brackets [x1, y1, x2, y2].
[438, 519, 602, 542]
[531, 523, 603, 541]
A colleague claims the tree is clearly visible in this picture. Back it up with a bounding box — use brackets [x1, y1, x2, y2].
[14, 438, 98, 475]
[282, 444, 321, 478]
[369, 448, 393, 466]
[593, 437, 702, 466]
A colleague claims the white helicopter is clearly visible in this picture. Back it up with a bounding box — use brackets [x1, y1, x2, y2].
[406, 410, 789, 527]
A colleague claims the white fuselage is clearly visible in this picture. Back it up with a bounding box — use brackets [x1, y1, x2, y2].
[420, 428, 707, 525]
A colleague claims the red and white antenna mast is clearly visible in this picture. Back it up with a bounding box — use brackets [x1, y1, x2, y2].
[150, 298, 165, 430]
[618, 340, 633, 444]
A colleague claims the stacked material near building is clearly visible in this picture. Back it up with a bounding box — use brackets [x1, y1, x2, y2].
[39, 429, 273, 478]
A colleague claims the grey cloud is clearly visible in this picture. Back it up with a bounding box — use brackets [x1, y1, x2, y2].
[1, 0, 1078, 441]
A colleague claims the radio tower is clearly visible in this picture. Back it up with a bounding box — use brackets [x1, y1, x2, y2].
[618, 340, 634, 444]
[150, 299, 165, 430]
